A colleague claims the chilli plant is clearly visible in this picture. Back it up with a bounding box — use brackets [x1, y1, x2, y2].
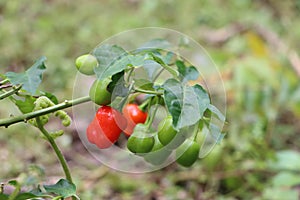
[0, 39, 225, 199]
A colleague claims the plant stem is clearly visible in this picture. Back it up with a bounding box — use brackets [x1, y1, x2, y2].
[0, 96, 91, 128]
[193, 123, 200, 142]
[153, 68, 164, 82]
[0, 85, 22, 100]
[134, 88, 163, 95]
[145, 97, 159, 130]
[0, 84, 12, 90]
[0, 79, 9, 85]
[138, 97, 152, 111]
[35, 117, 73, 184]
[126, 67, 134, 83]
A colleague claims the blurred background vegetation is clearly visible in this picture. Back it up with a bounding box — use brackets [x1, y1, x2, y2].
[1, 0, 300, 199]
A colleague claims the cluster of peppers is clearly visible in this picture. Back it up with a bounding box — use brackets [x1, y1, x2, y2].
[86, 104, 146, 149]
[76, 54, 201, 167]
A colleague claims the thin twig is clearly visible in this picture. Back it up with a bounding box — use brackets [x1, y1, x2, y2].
[0, 85, 22, 100]
[0, 96, 91, 127]
[0, 84, 12, 90]
[36, 117, 73, 183]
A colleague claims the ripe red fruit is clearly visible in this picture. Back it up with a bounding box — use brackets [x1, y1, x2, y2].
[86, 106, 127, 149]
[122, 104, 148, 137]
[87, 116, 112, 149]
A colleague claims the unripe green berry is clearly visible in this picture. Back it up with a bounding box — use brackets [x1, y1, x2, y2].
[176, 139, 200, 167]
[75, 54, 98, 75]
[89, 78, 112, 105]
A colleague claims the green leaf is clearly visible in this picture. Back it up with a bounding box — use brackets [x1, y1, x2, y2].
[110, 96, 126, 112]
[8, 180, 18, 186]
[162, 79, 209, 129]
[207, 104, 225, 122]
[142, 60, 162, 81]
[15, 96, 36, 114]
[107, 71, 129, 99]
[209, 123, 225, 143]
[92, 44, 126, 69]
[138, 38, 171, 50]
[176, 60, 199, 83]
[95, 54, 145, 80]
[150, 53, 179, 78]
[111, 82, 134, 112]
[5, 56, 47, 95]
[108, 72, 124, 92]
[29, 187, 45, 196]
[43, 179, 77, 199]
[41, 92, 59, 104]
[134, 79, 154, 91]
[193, 84, 210, 115]
[164, 52, 175, 65]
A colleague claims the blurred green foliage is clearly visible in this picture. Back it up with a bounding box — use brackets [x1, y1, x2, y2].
[1, 0, 300, 199]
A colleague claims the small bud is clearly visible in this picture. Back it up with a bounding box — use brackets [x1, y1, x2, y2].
[62, 116, 71, 127]
[50, 130, 64, 139]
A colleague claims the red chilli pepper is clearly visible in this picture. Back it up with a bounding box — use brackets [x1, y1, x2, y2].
[86, 106, 127, 149]
[122, 104, 148, 137]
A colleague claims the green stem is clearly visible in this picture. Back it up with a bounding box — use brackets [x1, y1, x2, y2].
[0, 96, 91, 128]
[134, 88, 163, 95]
[36, 117, 73, 183]
[138, 97, 152, 111]
[145, 97, 159, 130]
[0, 84, 12, 90]
[126, 67, 134, 83]
[0, 85, 22, 100]
[0, 79, 9, 85]
[153, 68, 164, 82]
[193, 123, 201, 142]
[14, 91, 39, 98]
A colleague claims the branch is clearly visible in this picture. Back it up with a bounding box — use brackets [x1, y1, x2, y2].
[0, 84, 12, 90]
[0, 85, 22, 100]
[36, 117, 73, 183]
[0, 96, 91, 128]
[0, 79, 9, 86]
